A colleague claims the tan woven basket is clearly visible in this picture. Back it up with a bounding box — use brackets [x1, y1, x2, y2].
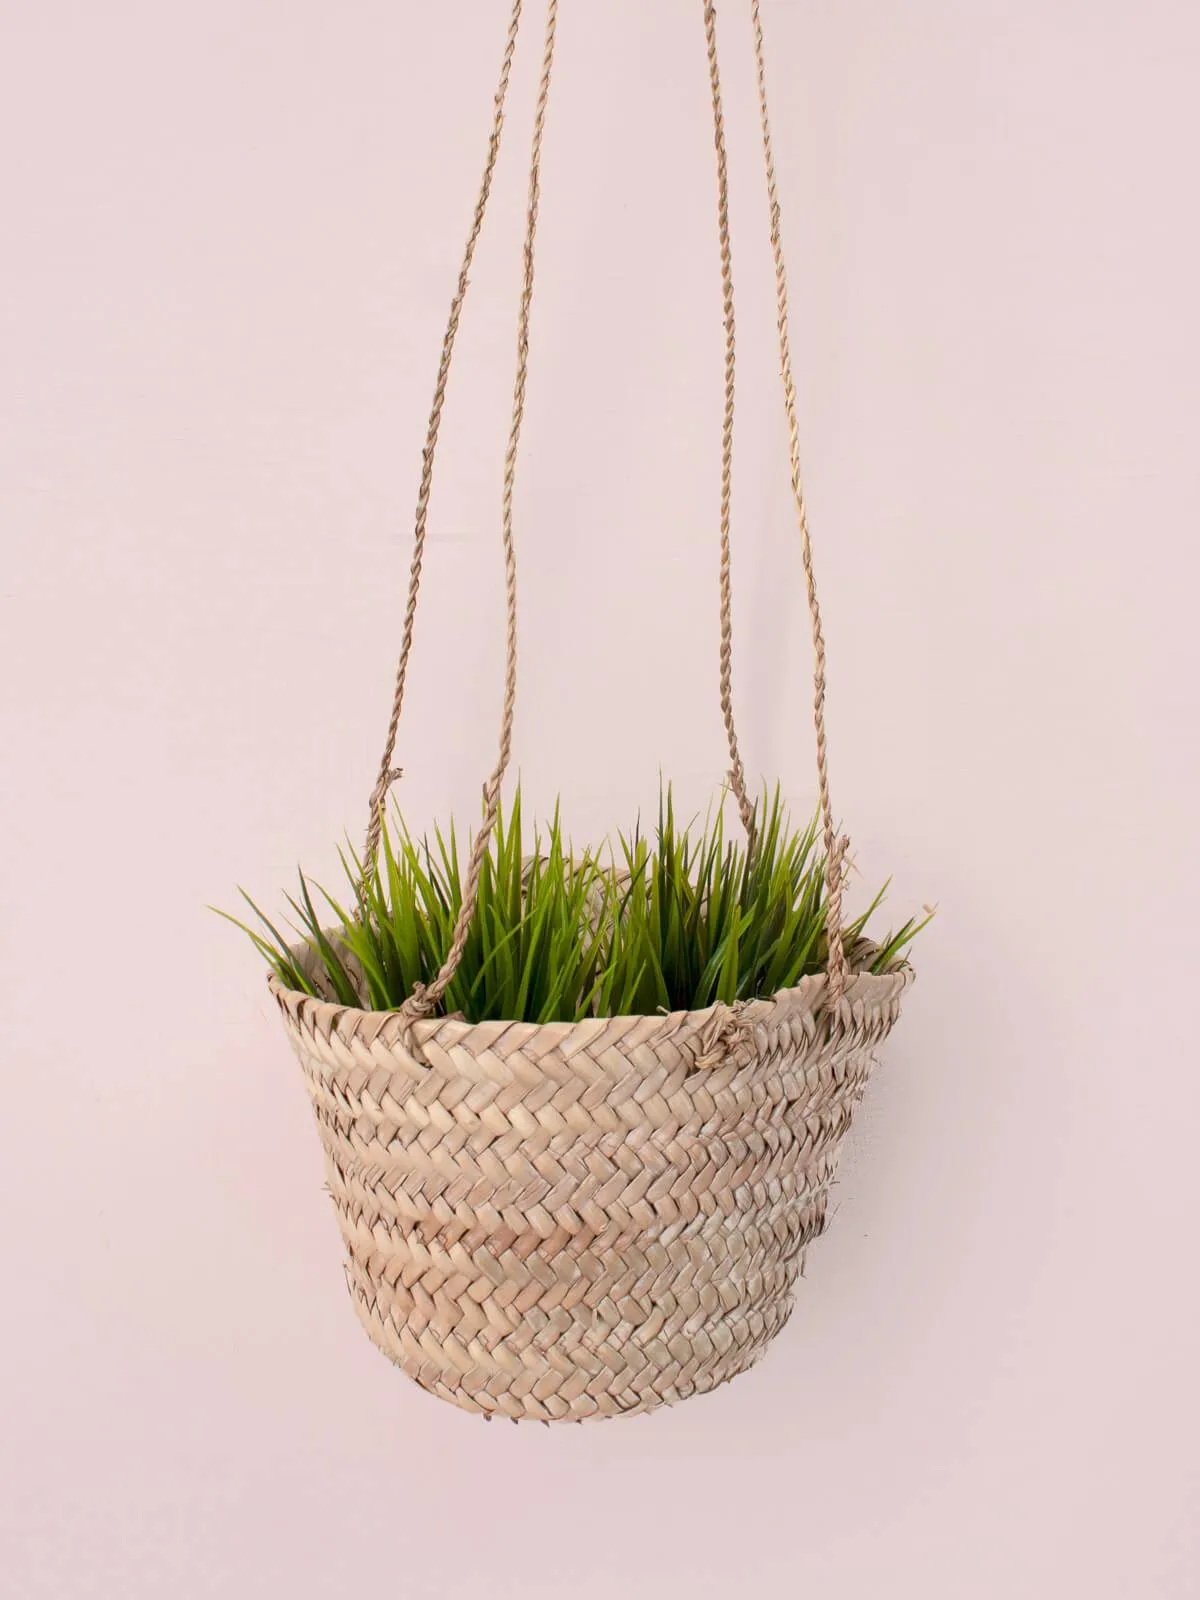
[271, 953, 910, 1422]
[262, 1, 915, 1422]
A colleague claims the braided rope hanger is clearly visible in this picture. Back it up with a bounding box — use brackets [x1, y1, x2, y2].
[362, 0, 526, 875]
[364, 0, 849, 1023]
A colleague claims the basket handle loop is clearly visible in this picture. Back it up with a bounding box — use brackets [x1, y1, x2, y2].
[368, 0, 559, 1026]
[753, 0, 849, 1003]
[703, 3, 758, 855]
[362, 0, 528, 876]
[704, 0, 849, 1004]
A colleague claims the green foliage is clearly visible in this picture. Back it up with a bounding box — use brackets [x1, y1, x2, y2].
[219, 785, 929, 1024]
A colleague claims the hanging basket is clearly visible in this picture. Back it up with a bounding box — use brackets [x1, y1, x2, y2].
[263, 0, 916, 1421]
[273, 949, 908, 1421]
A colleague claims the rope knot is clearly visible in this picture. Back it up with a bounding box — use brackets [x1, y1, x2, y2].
[396, 982, 437, 1057]
[400, 982, 434, 1021]
[829, 833, 850, 886]
[690, 1002, 754, 1074]
[368, 767, 405, 822]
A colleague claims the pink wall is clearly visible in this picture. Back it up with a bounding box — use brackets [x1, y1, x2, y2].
[2, 2, 1197, 1595]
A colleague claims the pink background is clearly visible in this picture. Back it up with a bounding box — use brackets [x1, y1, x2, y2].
[2, 2, 1198, 1595]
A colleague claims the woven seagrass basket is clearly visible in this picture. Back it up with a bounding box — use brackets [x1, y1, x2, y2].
[262, 1, 915, 1421]
[271, 948, 909, 1421]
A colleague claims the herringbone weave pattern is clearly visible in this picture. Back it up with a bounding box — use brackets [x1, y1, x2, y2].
[271, 960, 910, 1422]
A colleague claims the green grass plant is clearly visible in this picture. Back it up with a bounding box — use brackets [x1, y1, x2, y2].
[220, 785, 928, 1024]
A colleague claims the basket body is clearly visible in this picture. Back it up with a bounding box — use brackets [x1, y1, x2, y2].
[271, 965, 910, 1422]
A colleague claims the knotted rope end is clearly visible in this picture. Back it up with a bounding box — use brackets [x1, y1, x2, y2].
[690, 1002, 756, 1074]
[396, 981, 438, 1057]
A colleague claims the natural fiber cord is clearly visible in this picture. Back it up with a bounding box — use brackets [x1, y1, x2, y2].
[363, 0, 526, 877]
[703, 1, 756, 851]
[750, 0, 850, 1001]
[269, 2, 912, 1420]
[392, 0, 559, 1029]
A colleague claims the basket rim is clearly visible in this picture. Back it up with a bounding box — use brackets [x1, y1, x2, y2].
[266, 938, 914, 1050]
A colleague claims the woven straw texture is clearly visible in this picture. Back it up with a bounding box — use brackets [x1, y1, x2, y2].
[271, 954, 911, 1422]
